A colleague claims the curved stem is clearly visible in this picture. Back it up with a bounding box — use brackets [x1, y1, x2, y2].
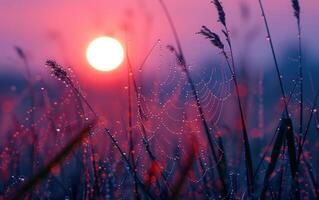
[258, 0, 289, 117]
[157, 0, 227, 196]
[297, 23, 303, 148]
[126, 41, 141, 200]
[222, 48, 254, 195]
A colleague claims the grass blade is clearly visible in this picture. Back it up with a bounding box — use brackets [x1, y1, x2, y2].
[285, 119, 297, 179]
[168, 140, 197, 200]
[260, 118, 289, 198]
[257, 0, 289, 117]
[10, 122, 96, 200]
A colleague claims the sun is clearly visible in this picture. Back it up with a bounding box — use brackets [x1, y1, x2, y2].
[86, 36, 124, 72]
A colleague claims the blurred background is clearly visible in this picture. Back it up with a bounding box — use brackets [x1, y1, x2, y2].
[1, 0, 319, 113]
[1, 0, 319, 199]
[1, 0, 319, 73]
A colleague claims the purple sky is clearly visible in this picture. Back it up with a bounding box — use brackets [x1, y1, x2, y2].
[1, 0, 319, 79]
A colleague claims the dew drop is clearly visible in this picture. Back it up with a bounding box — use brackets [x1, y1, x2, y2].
[19, 176, 25, 182]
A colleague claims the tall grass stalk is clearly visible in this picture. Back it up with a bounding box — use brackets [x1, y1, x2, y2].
[156, 0, 227, 196]
[257, 0, 289, 117]
[257, 1, 302, 197]
[126, 43, 141, 200]
[290, 2, 305, 196]
[199, 0, 254, 195]
[45, 60, 101, 196]
[291, 0, 303, 151]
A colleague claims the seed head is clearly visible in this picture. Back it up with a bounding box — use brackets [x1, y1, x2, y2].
[291, 0, 300, 22]
[198, 26, 224, 49]
[45, 60, 69, 82]
[212, 0, 226, 26]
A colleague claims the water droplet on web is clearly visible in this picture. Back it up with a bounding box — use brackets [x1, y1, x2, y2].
[19, 176, 25, 182]
[56, 128, 61, 132]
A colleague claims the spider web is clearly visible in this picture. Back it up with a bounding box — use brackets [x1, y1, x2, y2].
[129, 41, 234, 183]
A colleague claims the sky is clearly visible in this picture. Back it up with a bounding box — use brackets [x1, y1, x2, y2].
[1, 0, 319, 83]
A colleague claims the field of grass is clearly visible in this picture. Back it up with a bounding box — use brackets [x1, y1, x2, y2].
[0, 0, 318, 199]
